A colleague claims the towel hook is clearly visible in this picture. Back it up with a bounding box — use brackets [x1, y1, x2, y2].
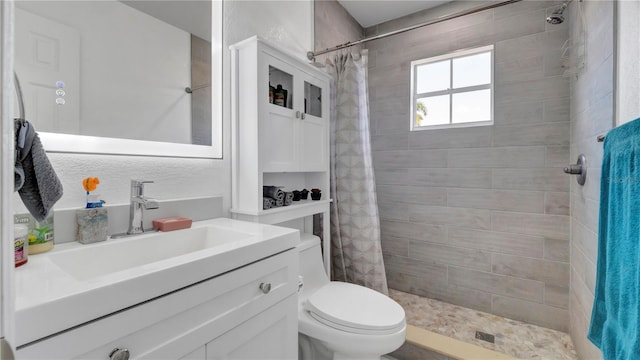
[563, 154, 587, 186]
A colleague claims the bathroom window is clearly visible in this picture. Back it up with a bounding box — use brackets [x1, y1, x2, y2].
[410, 45, 494, 130]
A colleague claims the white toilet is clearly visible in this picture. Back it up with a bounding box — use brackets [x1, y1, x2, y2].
[297, 233, 406, 360]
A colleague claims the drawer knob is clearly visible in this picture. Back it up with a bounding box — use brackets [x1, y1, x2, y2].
[109, 348, 130, 360]
[259, 282, 272, 294]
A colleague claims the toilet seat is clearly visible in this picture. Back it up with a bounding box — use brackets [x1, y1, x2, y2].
[305, 282, 406, 335]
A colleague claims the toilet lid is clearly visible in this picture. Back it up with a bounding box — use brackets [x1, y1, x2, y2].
[305, 282, 405, 334]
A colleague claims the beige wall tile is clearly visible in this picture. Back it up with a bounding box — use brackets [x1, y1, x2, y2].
[378, 201, 409, 221]
[493, 122, 570, 147]
[447, 146, 545, 168]
[377, 185, 447, 206]
[448, 228, 545, 258]
[373, 149, 447, 169]
[375, 168, 411, 185]
[495, 76, 569, 105]
[408, 205, 492, 230]
[409, 241, 492, 272]
[492, 253, 569, 286]
[372, 133, 408, 151]
[448, 266, 544, 302]
[569, 293, 603, 360]
[381, 220, 448, 243]
[494, 100, 544, 126]
[447, 189, 544, 213]
[545, 284, 569, 309]
[410, 168, 493, 188]
[409, 127, 493, 149]
[385, 254, 448, 279]
[545, 191, 570, 215]
[493, 168, 569, 191]
[492, 211, 569, 240]
[492, 295, 568, 332]
[388, 271, 493, 313]
[572, 220, 598, 263]
[545, 146, 570, 167]
[381, 235, 409, 258]
[544, 238, 570, 262]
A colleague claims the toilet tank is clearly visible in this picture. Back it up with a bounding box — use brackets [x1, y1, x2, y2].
[297, 233, 330, 300]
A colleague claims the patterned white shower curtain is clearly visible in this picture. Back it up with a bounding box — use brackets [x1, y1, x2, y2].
[326, 51, 388, 295]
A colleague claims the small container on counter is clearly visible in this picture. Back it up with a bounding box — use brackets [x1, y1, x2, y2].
[15, 212, 55, 255]
[76, 208, 109, 244]
[14, 224, 29, 267]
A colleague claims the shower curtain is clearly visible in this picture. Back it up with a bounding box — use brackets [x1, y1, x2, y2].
[326, 50, 388, 295]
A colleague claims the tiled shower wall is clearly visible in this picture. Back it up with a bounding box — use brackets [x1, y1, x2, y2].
[568, 1, 614, 358]
[366, 1, 571, 331]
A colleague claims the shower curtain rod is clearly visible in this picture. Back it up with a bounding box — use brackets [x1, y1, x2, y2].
[307, 0, 523, 61]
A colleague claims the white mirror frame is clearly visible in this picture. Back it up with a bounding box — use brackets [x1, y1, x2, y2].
[39, 0, 223, 159]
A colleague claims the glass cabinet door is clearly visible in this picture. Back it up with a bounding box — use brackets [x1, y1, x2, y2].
[304, 81, 322, 118]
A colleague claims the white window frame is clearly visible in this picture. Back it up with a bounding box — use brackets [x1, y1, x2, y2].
[410, 45, 494, 131]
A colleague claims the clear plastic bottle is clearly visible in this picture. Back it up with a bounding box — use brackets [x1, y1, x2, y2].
[15, 224, 29, 267]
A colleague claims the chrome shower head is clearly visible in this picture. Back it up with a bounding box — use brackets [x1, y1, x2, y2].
[546, 3, 568, 24]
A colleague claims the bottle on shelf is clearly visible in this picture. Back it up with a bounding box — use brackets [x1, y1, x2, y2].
[274, 84, 287, 108]
[269, 83, 275, 104]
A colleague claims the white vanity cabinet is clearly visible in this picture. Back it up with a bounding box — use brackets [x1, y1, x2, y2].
[230, 36, 331, 273]
[16, 250, 298, 360]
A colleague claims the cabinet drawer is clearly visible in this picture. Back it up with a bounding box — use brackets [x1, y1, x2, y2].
[206, 294, 297, 360]
[17, 249, 298, 359]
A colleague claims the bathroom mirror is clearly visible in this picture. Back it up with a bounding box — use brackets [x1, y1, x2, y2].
[13, 0, 223, 158]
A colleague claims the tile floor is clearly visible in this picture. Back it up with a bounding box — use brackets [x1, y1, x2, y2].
[389, 289, 578, 360]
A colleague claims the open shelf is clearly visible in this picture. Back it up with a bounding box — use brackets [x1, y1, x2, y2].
[230, 199, 331, 226]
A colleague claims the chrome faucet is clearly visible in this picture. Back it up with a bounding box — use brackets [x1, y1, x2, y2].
[127, 179, 159, 235]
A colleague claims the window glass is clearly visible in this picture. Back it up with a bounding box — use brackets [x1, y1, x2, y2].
[452, 89, 491, 123]
[416, 95, 450, 127]
[416, 60, 450, 94]
[452, 52, 491, 89]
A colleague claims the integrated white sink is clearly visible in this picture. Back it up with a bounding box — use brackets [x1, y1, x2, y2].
[50, 225, 254, 281]
[14, 218, 299, 347]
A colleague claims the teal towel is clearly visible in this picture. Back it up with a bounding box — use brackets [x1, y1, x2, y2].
[589, 117, 640, 359]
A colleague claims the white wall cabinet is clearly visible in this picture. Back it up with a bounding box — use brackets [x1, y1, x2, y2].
[230, 36, 332, 273]
[16, 250, 298, 360]
[258, 51, 328, 173]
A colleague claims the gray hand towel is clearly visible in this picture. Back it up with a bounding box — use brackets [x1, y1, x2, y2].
[284, 191, 293, 206]
[14, 119, 63, 221]
[263, 185, 285, 201]
[263, 197, 275, 210]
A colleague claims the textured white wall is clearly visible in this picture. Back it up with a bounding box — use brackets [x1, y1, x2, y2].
[224, 0, 314, 59]
[617, 0, 640, 125]
[14, 1, 314, 216]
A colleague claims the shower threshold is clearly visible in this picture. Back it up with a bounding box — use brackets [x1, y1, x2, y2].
[388, 289, 577, 360]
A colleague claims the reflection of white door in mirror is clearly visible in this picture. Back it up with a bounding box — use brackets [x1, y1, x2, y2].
[12, 0, 223, 159]
[14, 8, 80, 134]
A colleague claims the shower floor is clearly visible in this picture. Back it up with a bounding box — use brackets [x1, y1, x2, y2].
[389, 289, 578, 360]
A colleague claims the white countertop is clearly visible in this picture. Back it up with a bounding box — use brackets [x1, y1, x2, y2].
[14, 218, 299, 347]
